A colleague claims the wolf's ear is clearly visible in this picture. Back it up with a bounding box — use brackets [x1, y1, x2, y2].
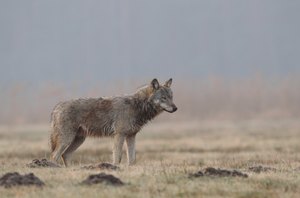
[151, 78, 160, 90]
[164, 78, 172, 88]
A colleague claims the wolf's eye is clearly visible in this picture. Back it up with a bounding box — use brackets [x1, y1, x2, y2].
[161, 97, 167, 101]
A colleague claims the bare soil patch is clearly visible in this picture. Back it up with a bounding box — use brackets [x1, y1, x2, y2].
[189, 167, 248, 178]
[0, 172, 45, 188]
[27, 159, 61, 168]
[248, 165, 277, 173]
[81, 162, 119, 171]
[81, 172, 124, 186]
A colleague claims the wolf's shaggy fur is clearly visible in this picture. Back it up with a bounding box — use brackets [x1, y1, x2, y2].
[50, 79, 177, 166]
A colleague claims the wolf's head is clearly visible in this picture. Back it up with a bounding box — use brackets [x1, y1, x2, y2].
[148, 78, 177, 113]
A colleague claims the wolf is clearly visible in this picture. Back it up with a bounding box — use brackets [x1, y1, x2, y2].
[50, 78, 177, 167]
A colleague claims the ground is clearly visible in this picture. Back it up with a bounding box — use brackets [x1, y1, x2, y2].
[0, 120, 299, 198]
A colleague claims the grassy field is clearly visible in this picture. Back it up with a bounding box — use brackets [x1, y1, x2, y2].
[0, 120, 300, 198]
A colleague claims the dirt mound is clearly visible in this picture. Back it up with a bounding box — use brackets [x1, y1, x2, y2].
[248, 165, 277, 173]
[27, 159, 61, 168]
[190, 167, 248, 178]
[81, 162, 119, 171]
[81, 172, 124, 186]
[0, 172, 45, 188]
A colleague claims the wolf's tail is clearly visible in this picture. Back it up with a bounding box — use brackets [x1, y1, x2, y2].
[50, 130, 59, 153]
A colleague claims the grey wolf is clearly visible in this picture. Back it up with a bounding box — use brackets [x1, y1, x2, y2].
[50, 78, 177, 167]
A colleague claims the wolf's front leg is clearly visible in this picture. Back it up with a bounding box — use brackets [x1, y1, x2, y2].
[112, 134, 125, 165]
[126, 135, 136, 165]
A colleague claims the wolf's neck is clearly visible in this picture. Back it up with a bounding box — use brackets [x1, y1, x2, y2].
[133, 97, 161, 127]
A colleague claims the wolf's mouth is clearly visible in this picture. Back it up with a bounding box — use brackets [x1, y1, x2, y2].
[163, 106, 177, 113]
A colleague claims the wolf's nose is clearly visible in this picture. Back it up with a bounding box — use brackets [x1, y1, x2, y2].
[173, 106, 178, 112]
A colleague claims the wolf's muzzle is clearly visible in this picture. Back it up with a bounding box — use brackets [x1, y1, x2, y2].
[165, 105, 177, 113]
[173, 106, 178, 112]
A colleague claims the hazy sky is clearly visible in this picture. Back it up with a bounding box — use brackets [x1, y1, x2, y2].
[1, 0, 300, 87]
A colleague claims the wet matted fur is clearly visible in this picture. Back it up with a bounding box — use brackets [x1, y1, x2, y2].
[50, 78, 177, 166]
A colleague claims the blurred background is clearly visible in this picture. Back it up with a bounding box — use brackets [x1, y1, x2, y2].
[0, 0, 300, 124]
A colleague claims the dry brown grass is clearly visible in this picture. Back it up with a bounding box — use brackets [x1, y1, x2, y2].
[0, 120, 300, 198]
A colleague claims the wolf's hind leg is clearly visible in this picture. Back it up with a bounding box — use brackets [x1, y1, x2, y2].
[112, 134, 125, 165]
[61, 135, 86, 167]
[51, 132, 76, 167]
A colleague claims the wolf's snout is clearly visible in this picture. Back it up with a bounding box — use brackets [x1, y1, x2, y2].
[172, 105, 178, 113]
[163, 104, 177, 113]
[173, 107, 177, 112]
